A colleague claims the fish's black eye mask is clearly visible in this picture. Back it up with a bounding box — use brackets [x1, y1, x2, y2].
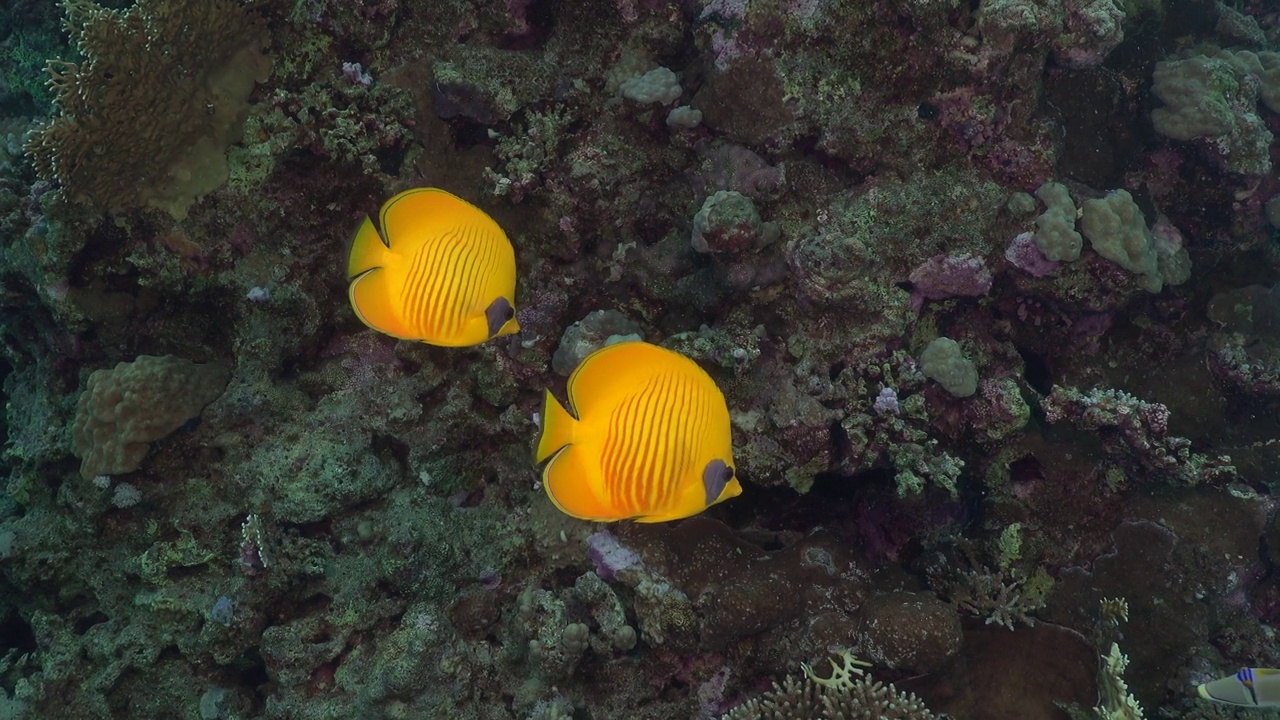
[486, 297, 515, 337]
[702, 459, 734, 505]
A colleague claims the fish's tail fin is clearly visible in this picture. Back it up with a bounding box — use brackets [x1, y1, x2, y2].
[347, 215, 389, 279]
[537, 391, 619, 521]
[535, 390, 576, 463]
[347, 215, 415, 339]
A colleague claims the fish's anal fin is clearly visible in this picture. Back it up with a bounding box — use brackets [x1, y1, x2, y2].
[541, 444, 615, 521]
[348, 268, 416, 340]
[347, 214, 389, 279]
[634, 508, 685, 523]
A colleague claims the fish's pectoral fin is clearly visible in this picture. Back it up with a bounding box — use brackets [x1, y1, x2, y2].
[541, 444, 616, 522]
[485, 297, 517, 338]
[701, 459, 735, 506]
[348, 268, 416, 339]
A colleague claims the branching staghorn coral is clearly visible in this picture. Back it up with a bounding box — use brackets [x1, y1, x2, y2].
[721, 651, 936, 720]
[929, 564, 1044, 630]
[1063, 598, 1146, 720]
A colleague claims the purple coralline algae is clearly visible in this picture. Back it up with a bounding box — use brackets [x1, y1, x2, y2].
[586, 530, 642, 581]
[909, 253, 994, 305]
[1005, 231, 1061, 277]
[873, 387, 901, 415]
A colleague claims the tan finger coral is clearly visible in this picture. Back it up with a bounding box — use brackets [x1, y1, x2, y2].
[71, 355, 230, 480]
[24, 0, 271, 219]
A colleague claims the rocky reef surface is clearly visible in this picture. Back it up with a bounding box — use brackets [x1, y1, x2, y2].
[0, 0, 1279, 718]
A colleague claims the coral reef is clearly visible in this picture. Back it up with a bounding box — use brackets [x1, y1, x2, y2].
[0, 0, 1278, 717]
[1041, 386, 1236, 487]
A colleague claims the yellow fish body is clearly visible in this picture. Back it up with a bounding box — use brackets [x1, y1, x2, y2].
[347, 188, 519, 347]
[535, 341, 741, 523]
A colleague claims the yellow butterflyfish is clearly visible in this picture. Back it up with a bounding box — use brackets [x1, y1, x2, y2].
[535, 341, 741, 523]
[346, 188, 519, 347]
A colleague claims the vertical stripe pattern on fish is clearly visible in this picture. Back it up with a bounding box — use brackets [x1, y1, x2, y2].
[1198, 667, 1280, 706]
[346, 188, 519, 347]
[534, 341, 740, 523]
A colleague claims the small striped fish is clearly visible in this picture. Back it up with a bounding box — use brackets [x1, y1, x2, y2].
[535, 341, 740, 523]
[347, 188, 518, 347]
[1198, 667, 1280, 707]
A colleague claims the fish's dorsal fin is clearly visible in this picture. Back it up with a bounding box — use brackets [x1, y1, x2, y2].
[566, 341, 652, 417]
[379, 188, 493, 251]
